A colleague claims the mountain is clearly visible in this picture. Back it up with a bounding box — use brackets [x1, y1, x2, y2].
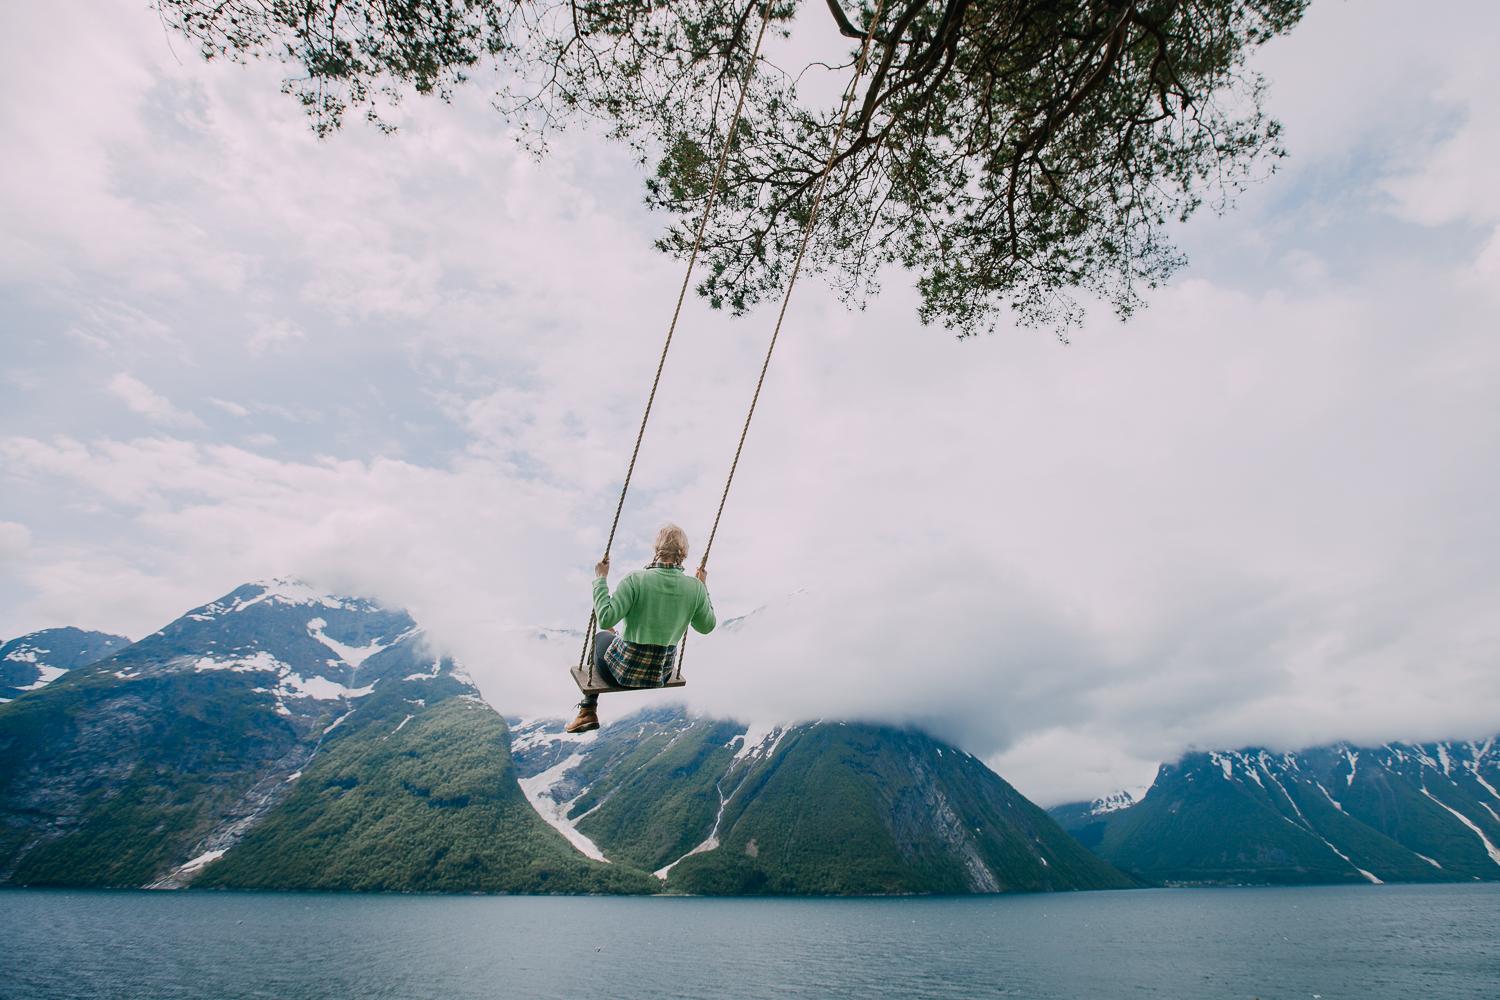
[1050, 739, 1500, 886]
[0, 627, 129, 700]
[1046, 788, 1140, 844]
[510, 708, 1136, 895]
[0, 578, 1130, 895]
[0, 579, 637, 893]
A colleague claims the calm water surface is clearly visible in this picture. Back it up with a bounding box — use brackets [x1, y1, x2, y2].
[2, 884, 1497, 999]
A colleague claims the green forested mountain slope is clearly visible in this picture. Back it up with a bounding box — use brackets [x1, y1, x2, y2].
[510, 710, 1135, 895]
[195, 695, 653, 893]
[0, 580, 639, 892]
[1050, 740, 1500, 885]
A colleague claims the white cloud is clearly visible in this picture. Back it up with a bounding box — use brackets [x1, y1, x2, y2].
[107, 373, 204, 429]
[1382, 88, 1500, 228]
[247, 320, 306, 357]
[1469, 226, 1500, 296]
[1374, 24, 1500, 289]
[10, 245, 1500, 806]
[0, 522, 31, 562]
[209, 398, 250, 418]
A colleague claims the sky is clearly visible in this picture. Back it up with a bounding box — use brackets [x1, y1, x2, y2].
[2, 1, 1498, 806]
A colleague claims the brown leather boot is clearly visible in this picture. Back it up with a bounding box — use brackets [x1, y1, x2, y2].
[564, 704, 599, 734]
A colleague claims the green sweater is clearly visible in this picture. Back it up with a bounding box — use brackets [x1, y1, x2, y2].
[592, 566, 716, 646]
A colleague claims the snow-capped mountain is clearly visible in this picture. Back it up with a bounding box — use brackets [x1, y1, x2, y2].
[106, 578, 432, 728]
[1046, 788, 1142, 832]
[1050, 737, 1500, 885]
[0, 627, 129, 700]
[0, 579, 489, 889]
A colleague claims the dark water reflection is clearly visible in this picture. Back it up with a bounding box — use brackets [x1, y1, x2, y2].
[2, 884, 1497, 999]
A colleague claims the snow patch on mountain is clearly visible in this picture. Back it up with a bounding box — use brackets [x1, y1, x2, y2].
[657, 723, 791, 880]
[15, 664, 68, 692]
[1467, 765, 1500, 804]
[509, 717, 598, 755]
[404, 657, 442, 681]
[730, 723, 789, 763]
[1420, 787, 1500, 868]
[1436, 744, 1453, 775]
[1320, 837, 1383, 884]
[286, 673, 376, 702]
[517, 754, 608, 863]
[190, 650, 375, 706]
[1315, 781, 1345, 812]
[194, 651, 287, 674]
[304, 617, 396, 668]
[1088, 789, 1138, 815]
[2, 629, 128, 695]
[231, 578, 356, 613]
[321, 708, 357, 736]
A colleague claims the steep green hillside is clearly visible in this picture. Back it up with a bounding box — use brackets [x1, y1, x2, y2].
[197, 697, 654, 893]
[0, 663, 307, 886]
[511, 712, 1135, 896]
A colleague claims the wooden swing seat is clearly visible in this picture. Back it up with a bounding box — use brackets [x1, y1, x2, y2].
[570, 661, 686, 696]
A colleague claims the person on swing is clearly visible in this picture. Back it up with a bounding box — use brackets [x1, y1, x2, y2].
[566, 523, 717, 734]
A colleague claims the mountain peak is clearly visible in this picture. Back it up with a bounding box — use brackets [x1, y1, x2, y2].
[213, 578, 381, 615]
[0, 627, 131, 700]
[93, 579, 457, 730]
[1088, 789, 1140, 816]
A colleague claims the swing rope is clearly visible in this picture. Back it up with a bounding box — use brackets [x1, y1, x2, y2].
[673, 0, 890, 681]
[582, 0, 890, 686]
[697, 0, 888, 574]
[579, 1, 775, 685]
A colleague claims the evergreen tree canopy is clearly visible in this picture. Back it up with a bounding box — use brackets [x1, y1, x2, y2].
[158, 0, 1310, 335]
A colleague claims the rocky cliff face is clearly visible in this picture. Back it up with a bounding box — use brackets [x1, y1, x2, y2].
[1050, 739, 1500, 885]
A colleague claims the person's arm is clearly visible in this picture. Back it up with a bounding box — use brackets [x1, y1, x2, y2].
[593, 567, 636, 630]
[689, 580, 716, 635]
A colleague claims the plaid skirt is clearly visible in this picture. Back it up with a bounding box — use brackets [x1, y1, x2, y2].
[597, 631, 678, 687]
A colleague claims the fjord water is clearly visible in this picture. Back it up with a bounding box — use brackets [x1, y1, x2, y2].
[3, 885, 1496, 999]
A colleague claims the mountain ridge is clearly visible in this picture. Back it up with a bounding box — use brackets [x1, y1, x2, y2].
[0, 579, 1129, 896]
[1050, 737, 1500, 885]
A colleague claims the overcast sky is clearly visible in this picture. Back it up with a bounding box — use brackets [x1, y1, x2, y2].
[2, 1, 1498, 805]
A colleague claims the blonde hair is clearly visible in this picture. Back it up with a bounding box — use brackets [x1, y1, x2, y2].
[653, 523, 689, 565]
